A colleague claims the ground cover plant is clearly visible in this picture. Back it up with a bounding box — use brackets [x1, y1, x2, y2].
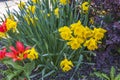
[0, 0, 120, 80]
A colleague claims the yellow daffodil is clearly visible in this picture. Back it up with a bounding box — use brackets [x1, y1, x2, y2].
[60, 0, 70, 5]
[60, 58, 73, 72]
[27, 6, 36, 14]
[82, 2, 89, 13]
[93, 28, 107, 40]
[47, 13, 50, 17]
[59, 26, 71, 32]
[70, 21, 84, 38]
[90, 17, 94, 24]
[60, 32, 72, 40]
[24, 16, 30, 25]
[0, 32, 6, 38]
[70, 20, 82, 31]
[83, 27, 93, 39]
[32, 0, 38, 4]
[67, 37, 82, 50]
[73, 25, 84, 37]
[54, 8, 59, 18]
[6, 18, 17, 32]
[24, 16, 38, 26]
[84, 38, 98, 50]
[59, 26, 72, 40]
[26, 48, 39, 60]
[18, 1, 25, 9]
[30, 17, 38, 26]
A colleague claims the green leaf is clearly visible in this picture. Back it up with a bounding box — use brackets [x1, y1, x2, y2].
[103, 14, 113, 23]
[7, 70, 22, 80]
[101, 73, 110, 80]
[40, 70, 55, 79]
[70, 55, 83, 80]
[75, 55, 83, 71]
[94, 72, 104, 78]
[43, 39, 49, 53]
[23, 61, 35, 79]
[7, 73, 16, 80]
[94, 72, 110, 80]
[115, 73, 120, 80]
[41, 68, 45, 80]
[3, 60, 23, 70]
[1, 69, 12, 75]
[117, 48, 120, 53]
[110, 66, 115, 80]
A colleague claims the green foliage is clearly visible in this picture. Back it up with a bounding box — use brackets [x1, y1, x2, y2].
[103, 14, 113, 24]
[94, 66, 120, 80]
[117, 48, 120, 54]
[0, 58, 35, 80]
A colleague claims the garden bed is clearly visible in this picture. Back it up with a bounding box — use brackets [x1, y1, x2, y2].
[0, 0, 120, 80]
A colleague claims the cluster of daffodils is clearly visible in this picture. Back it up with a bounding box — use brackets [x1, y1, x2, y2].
[59, 20, 106, 51]
[0, 41, 38, 61]
[0, 18, 17, 38]
[25, 5, 37, 25]
[18, 1, 36, 14]
[60, 58, 73, 72]
[18, 0, 37, 9]
[18, 1, 38, 26]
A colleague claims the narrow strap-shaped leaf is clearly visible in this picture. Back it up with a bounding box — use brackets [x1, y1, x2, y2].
[101, 73, 110, 80]
[115, 73, 120, 80]
[110, 66, 115, 80]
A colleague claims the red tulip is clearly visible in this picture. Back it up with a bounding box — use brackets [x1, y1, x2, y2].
[0, 21, 7, 32]
[6, 41, 30, 61]
[0, 48, 6, 60]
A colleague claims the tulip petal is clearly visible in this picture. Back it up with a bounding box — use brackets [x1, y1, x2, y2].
[0, 48, 6, 59]
[0, 22, 7, 32]
[16, 41, 25, 52]
[25, 46, 31, 50]
[10, 46, 18, 55]
[2, 48, 6, 52]
[24, 53, 28, 59]
[0, 26, 5, 32]
[5, 52, 16, 58]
